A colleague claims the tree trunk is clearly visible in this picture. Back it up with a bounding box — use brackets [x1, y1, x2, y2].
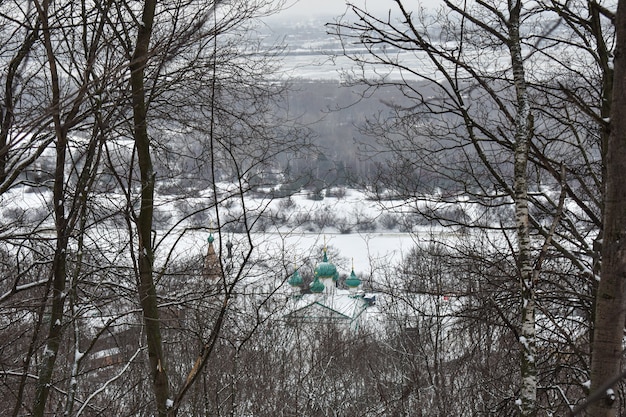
[509, 2, 537, 416]
[32, 1, 69, 414]
[588, 1, 626, 416]
[129, 1, 170, 415]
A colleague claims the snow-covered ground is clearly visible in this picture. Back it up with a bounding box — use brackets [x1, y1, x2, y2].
[151, 187, 433, 282]
[264, 16, 594, 82]
[0, 184, 428, 281]
[170, 229, 416, 281]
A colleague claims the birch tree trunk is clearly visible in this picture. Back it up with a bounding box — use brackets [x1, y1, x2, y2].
[508, 1, 536, 415]
[588, 1, 626, 416]
[331, 0, 541, 412]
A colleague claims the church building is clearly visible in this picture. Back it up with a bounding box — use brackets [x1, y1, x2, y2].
[284, 246, 375, 331]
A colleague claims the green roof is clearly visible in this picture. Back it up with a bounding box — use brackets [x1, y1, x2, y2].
[345, 269, 361, 288]
[288, 269, 304, 287]
[309, 275, 325, 293]
[315, 248, 337, 280]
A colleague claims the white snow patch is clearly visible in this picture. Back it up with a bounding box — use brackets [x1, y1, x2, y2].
[607, 388, 615, 401]
[92, 347, 120, 360]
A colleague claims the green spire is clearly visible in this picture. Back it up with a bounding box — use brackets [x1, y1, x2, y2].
[345, 258, 361, 292]
[203, 232, 220, 283]
[208, 219, 215, 243]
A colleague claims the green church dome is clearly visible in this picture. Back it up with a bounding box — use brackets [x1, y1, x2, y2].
[345, 269, 361, 289]
[315, 248, 337, 280]
[288, 269, 304, 287]
[309, 274, 325, 293]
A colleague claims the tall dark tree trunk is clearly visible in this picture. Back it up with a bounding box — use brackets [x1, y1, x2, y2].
[129, 1, 170, 415]
[589, 1, 626, 416]
[31, 2, 69, 415]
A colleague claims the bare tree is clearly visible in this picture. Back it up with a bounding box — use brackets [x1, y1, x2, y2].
[329, 1, 540, 414]
[328, 0, 615, 414]
[588, 0, 626, 415]
[0, 0, 311, 415]
[126, 0, 172, 413]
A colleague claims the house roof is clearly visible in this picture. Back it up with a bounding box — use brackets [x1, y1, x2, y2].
[284, 291, 372, 325]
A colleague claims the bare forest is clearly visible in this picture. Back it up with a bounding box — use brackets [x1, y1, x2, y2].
[0, 1, 623, 417]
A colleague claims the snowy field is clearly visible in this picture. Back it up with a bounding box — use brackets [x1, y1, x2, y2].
[150, 187, 419, 279]
[167, 230, 418, 281]
[1, 185, 428, 279]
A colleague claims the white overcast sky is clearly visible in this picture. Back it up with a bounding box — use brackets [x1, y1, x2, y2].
[275, 0, 441, 18]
